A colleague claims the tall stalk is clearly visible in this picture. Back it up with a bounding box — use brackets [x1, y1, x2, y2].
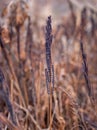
[45, 16, 54, 130]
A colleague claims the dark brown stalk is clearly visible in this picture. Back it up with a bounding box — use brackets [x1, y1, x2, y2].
[0, 33, 26, 107]
[16, 26, 20, 62]
[80, 8, 93, 100]
[26, 17, 38, 126]
[25, 17, 33, 63]
[0, 90, 16, 125]
[68, 0, 76, 32]
[45, 16, 53, 93]
[45, 16, 54, 130]
[0, 68, 16, 125]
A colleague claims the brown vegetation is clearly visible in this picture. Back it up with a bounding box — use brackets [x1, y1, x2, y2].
[0, 0, 97, 130]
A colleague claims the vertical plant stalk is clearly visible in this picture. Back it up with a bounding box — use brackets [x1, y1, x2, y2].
[45, 16, 53, 93]
[68, 0, 76, 32]
[16, 26, 20, 62]
[0, 35, 26, 107]
[25, 18, 34, 109]
[0, 68, 16, 125]
[52, 65, 54, 91]
[80, 8, 94, 102]
[25, 17, 33, 63]
[80, 41, 91, 97]
[45, 16, 54, 130]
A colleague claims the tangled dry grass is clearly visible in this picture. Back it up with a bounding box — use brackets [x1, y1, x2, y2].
[0, 0, 97, 130]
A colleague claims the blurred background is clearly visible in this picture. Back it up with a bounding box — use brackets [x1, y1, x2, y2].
[0, 0, 97, 130]
[0, 0, 97, 24]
